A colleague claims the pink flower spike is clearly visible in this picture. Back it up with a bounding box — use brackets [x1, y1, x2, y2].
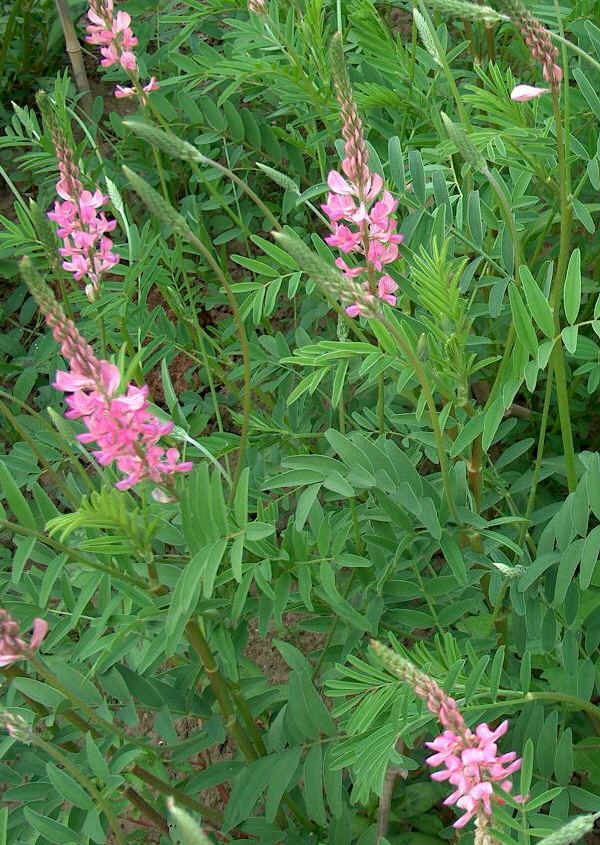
[511, 84, 550, 101]
[345, 303, 362, 318]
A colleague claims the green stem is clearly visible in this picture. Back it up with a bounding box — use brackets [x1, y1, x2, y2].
[377, 374, 385, 435]
[185, 619, 257, 761]
[521, 365, 554, 543]
[549, 86, 576, 492]
[32, 733, 126, 845]
[418, 1, 470, 127]
[380, 315, 459, 524]
[182, 230, 251, 490]
[123, 787, 169, 834]
[148, 104, 280, 231]
[131, 767, 223, 825]
[151, 144, 169, 202]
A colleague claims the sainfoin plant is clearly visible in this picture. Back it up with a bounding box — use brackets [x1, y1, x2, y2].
[3, 0, 600, 842]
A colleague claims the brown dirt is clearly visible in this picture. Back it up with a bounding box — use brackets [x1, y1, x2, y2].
[245, 612, 327, 684]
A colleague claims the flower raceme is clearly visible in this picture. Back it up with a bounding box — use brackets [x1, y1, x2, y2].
[371, 641, 522, 836]
[46, 130, 119, 302]
[324, 34, 401, 318]
[24, 269, 192, 494]
[321, 167, 402, 317]
[86, 0, 159, 103]
[426, 720, 522, 829]
[0, 610, 47, 668]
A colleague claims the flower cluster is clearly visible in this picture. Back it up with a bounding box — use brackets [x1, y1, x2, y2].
[27, 274, 192, 494]
[371, 641, 522, 837]
[322, 171, 402, 317]
[426, 720, 522, 829]
[0, 610, 47, 668]
[501, 0, 562, 90]
[47, 141, 119, 302]
[86, 0, 159, 103]
[323, 35, 401, 318]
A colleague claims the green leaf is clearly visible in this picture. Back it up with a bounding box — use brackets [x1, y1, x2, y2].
[0, 459, 36, 529]
[482, 397, 505, 452]
[554, 541, 583, 606]
[288, 667, 336, 739]
[166, 543, 223, 651]
[319, 563, 372, 632]
[580, 524, 600, 589]
[303, 743, 327, 826]
[520, 265, 554, 339]
[46, 764, 94, 810]
[11, 536, 36, 584]
[388, 136, 405, 192]
[23, 807, 80, 844]
[573, 67, 600, 121]
[520, 649, 532, 695]
[231, 254, 279, 277]
[450, 413, 485, 457]
[563, 249, 581, 324]
[12, 678, 65, 709]
[408, 149, 426, 205]
[265, 747, 302, 822]
[86, 733, 109, 782]
[554, 729, 573, 786]
[573, 197, 595, 233]
[523, 787, 563, 811]
[467, 190, 483, 248]
[440, 534, 467, 584]
[509, 283, 538, 358]
[561, 325, 578, 353]
[323, 751, 343, 818]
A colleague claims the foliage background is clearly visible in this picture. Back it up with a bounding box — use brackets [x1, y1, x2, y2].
[2, 0, 600, 843]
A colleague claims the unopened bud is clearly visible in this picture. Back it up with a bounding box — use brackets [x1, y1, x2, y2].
[1, 713, 33, 744]
[167, 797, 214, 845]
[441, 113, 487, 171]
[535, 814, 600, 845]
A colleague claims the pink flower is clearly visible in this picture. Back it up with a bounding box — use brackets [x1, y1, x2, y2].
[321, 192, 357, 222]
[0, 611, 48, 668]
[378, 274, 397, 306]
[144, 77, 159, 94]
[119, 51, 137, 71]
[327, 170, 355, 195]
[425, 720, 522, 829]
[335, 257, 365, 277]
[367, 240, 398, 271]
[325, 224, 362, 253]
[46, 139, 119, 299]
[511, 84, 550, 101]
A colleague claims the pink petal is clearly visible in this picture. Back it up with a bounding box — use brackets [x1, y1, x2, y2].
[510, 84, 550, 102]
[327, 170, 354, 195]
[29, 618, 48, 651]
